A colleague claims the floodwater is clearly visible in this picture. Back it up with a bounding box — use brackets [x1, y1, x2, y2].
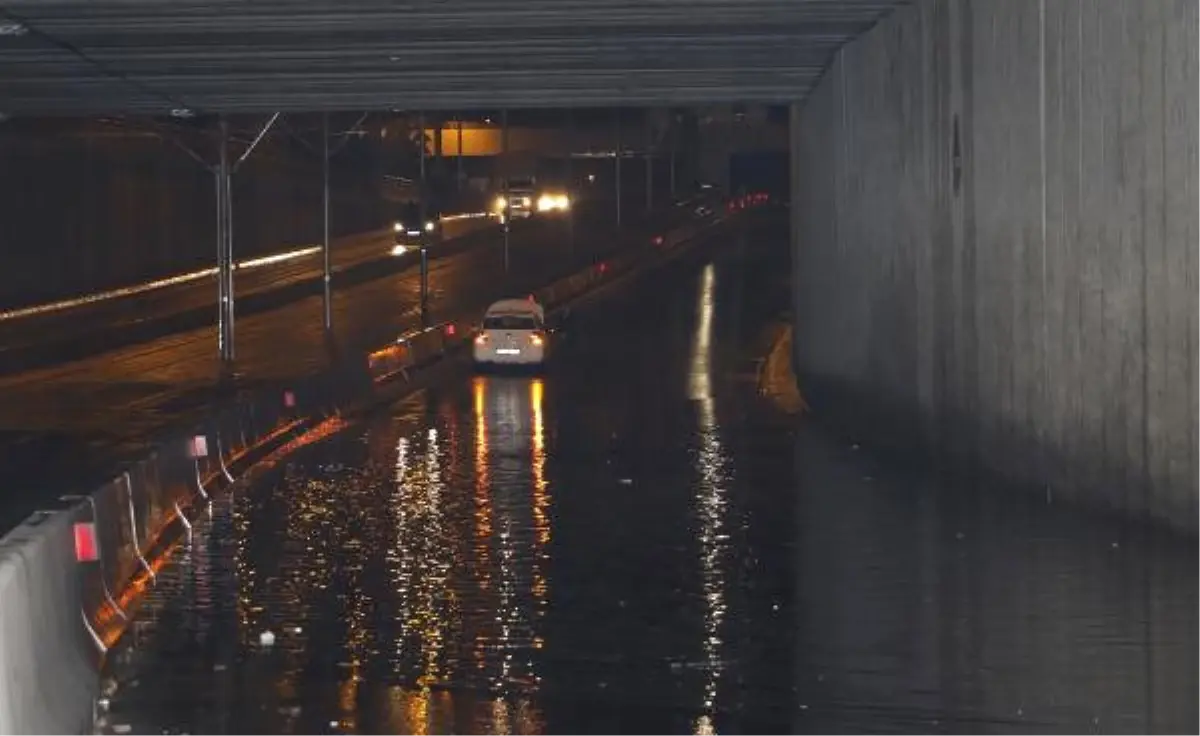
[102, 229, 1198, 734]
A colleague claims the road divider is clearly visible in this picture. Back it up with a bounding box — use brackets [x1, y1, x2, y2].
[0, 195, 775, 735]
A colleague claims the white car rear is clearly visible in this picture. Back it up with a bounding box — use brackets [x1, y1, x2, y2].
[473, 299, 549, 368]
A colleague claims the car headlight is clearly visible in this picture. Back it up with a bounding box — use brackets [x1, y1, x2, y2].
[390, 244, 408, 256]
[393, 221, 404, 233]
[494, 196, 507, 211]
[424, 220, 435, 232]
[536, 194, 570, 212]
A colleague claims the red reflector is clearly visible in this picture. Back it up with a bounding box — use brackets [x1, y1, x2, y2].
[74, 522, 98, 563]
[284, 390, 296, 408]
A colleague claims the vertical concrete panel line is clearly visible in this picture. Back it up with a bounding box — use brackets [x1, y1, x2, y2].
[1038, 0, 1051, 478]
[122, 471, 155, 581]
[839, 55, 848, 258]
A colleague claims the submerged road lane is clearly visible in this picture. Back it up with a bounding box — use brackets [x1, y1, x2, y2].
[103, 219, 796, 734]
[100, 226, 1197, 734]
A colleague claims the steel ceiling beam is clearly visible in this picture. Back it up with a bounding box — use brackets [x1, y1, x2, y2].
[0, 0, 906, 115]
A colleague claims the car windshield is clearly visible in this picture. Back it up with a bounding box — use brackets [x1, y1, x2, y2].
[483, 314, 538, 330]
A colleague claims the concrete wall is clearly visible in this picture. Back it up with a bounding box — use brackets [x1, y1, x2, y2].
[790, 0, 1198, 530]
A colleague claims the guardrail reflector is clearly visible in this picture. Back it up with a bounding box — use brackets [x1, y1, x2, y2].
[74, 522, 98, 562]
[284, 391, 296, 408]
[188, 436, 209, 458]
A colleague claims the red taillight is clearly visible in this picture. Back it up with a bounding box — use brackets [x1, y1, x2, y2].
[598, 262, 608, 274]
[445, 323, 456, 336]
[653, 235, 664, 246]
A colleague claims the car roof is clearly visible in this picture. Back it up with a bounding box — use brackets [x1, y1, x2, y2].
[485, 298, 544, 318]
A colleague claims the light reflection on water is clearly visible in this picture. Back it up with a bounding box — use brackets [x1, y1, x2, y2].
[688, 263, 732, 734]
[218, 373, 552, 733]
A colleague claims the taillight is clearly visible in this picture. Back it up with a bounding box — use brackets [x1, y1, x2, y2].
[530, 333, 544, 347]
[474, 334, 488, 345]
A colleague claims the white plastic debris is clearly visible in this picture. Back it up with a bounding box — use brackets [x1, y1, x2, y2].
[259, 630, 276, 647]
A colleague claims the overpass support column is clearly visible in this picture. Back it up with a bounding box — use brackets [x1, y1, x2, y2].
[669, 111, 677, 200]
[614, 109, 622, 229]
[418, 111, 430, 325]
[645, 113, 654, 212]
[501, 109, 510, 273]
[456, 118, 464, 192]
[215, 118, 234, 368]
[321, 113, 332, 333]
[210, 112, 280, 371]
[565, 108, 575, 257]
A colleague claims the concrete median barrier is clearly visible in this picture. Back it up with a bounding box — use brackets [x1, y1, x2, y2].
[0, 195, 768, 735]
[0, 507, 98, 735]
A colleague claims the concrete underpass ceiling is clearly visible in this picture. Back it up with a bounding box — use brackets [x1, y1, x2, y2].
[0, 0, 905, 116]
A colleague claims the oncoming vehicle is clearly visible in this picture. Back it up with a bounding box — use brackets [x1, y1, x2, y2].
[494, 177, 537, 220]
[389, 219, 436, 256]
[473, 298, 549, 370]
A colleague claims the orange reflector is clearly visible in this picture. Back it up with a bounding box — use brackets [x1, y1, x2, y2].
[74, 522, 98, 562]
[284, 391, 296, 408]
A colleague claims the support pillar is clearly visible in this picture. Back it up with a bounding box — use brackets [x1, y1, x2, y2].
[321, 112, 332, 333]
[670, 115, 677, 201]
[456, 118, 464, 192]
[211, 111, 279, 371]
[215, 117, 234, 367]
[419, 111, 430, 325]
[646, 113, 654, 212]
[614, 109, 622, 229]
[502, 109, 510, 273]
[565, 107, 575, 259]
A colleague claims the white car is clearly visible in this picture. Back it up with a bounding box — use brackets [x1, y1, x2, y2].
[473, 298, 549, 369]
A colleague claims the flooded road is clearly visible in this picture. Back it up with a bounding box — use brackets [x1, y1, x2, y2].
[104, 229, 1197, 734]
